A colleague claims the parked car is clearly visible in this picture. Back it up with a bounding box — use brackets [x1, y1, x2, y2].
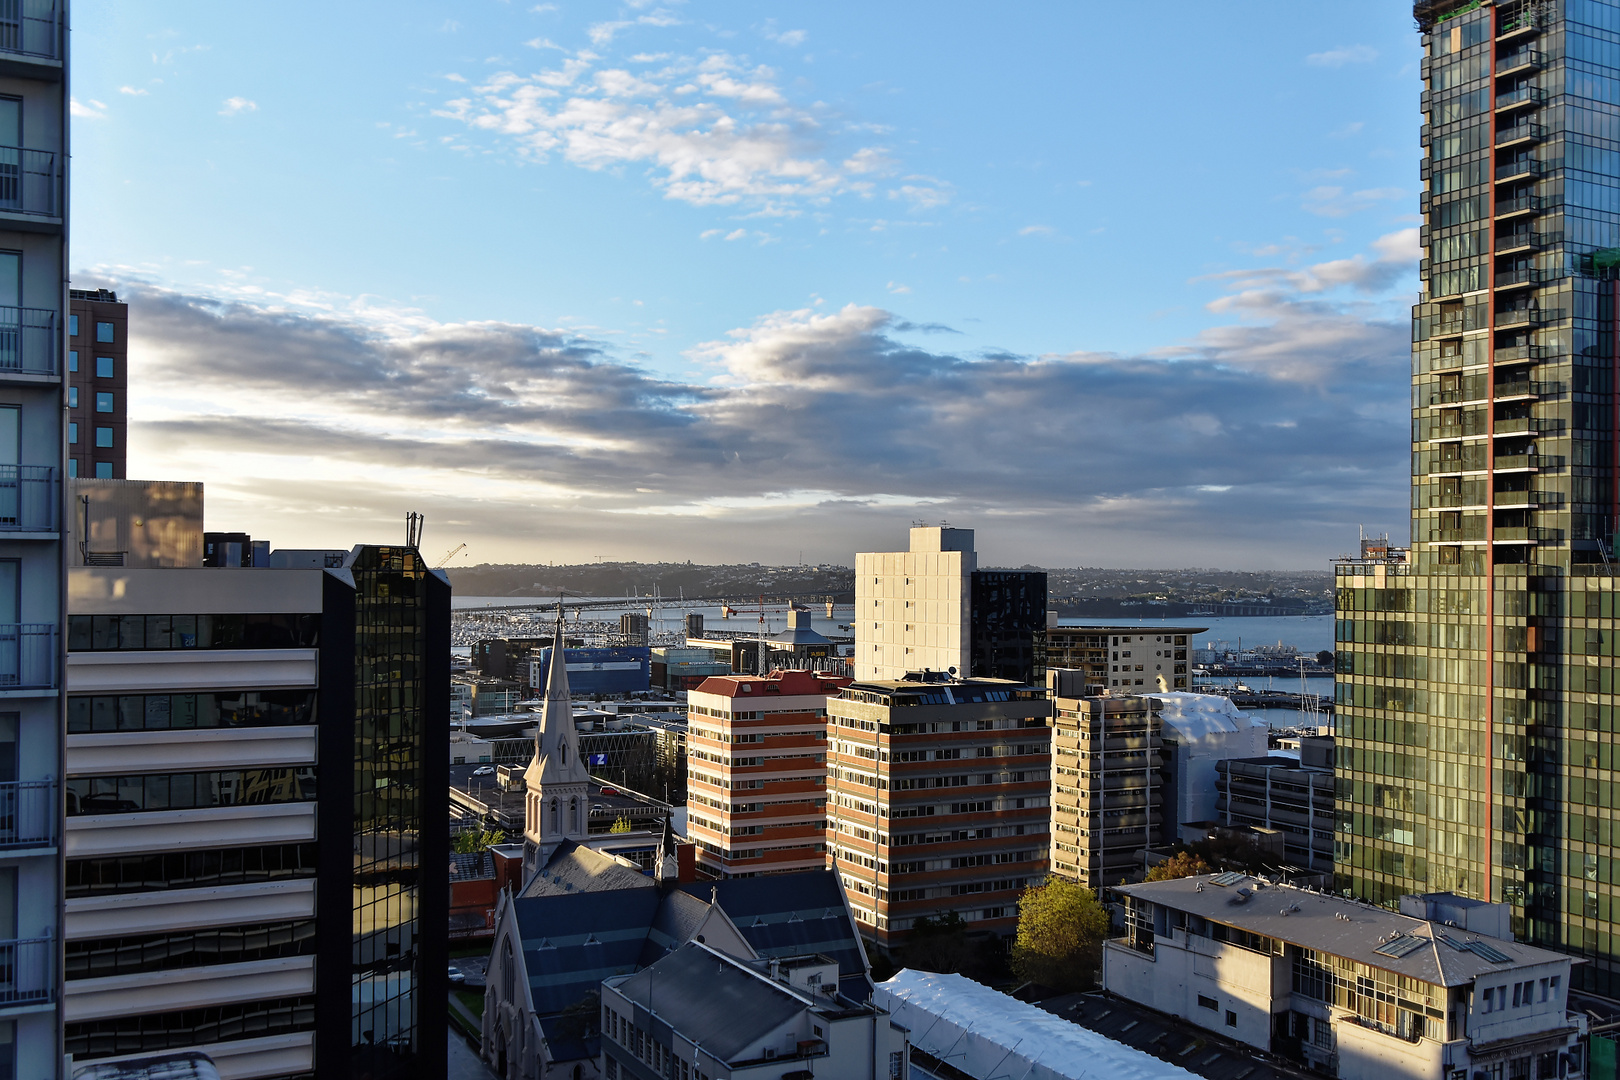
[448, 966, 466, 985]
[471, 766, 495, 776]
[597, 786, 619, 796]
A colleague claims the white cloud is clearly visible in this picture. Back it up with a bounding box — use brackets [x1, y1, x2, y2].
[767, 28, 807, 47]
[886, 282, 910, 294]
[70, 98, 107, 119]
[1018, 225, 1054, 237]
[219, 96, 258, 117]
[118, 86, 149, 97]
[1307, 45, 1378, 67]
[1301, 185, 1404, 218]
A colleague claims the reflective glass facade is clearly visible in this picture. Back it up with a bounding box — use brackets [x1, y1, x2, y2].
[1338, 0, 1620, 995]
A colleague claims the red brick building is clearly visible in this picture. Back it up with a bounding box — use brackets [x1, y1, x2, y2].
[686, 669, 851, 878]
[67, 288, 126, 479]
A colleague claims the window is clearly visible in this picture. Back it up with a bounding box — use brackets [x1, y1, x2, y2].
[96, 321, 114, 342]
[68, 350, 77, 372]
[1226, 1010, 1238, 1028]
[95, 427, 112, 448]
[66, 459, 76, 478]
[67, 422, 76, 444]
[94, 462, 112, 478]
[67, 387, 76, 408]
[96, 356, 114, 378]
[95, 392, 113, 413]
[1198, 995, 1218, 1011]
[68, 315, 78, 337]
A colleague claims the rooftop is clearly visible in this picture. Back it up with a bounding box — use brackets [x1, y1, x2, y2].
[1113, 874, 1572, 986]
[692, 669, 851, 700]
[1049, 624, 1210, 635]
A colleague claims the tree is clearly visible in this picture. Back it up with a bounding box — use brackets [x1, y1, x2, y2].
[452, 825, 506, 854]
[1144, 850, 1213, 881]
[1009, 878, 1109, 992]
[1316, 650, 1335, 666]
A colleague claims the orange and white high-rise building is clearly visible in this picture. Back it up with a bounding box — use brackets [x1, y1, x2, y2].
[685, 669, 851, 878]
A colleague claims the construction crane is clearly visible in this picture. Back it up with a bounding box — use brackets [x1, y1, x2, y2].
[434, 543, 467, 569]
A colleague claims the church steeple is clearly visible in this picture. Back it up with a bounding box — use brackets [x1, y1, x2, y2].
[522, 610, 591, 879]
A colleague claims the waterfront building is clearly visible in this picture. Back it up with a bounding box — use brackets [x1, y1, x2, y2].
[0, 6, 73, 1074]
[1216, 736, 1336, 873]
[1336, 0, 1620, 994]
[67, 289, 124, 480]
[1044, 624, 1202, 692]
[855, 527, 1048, 685]
[824, 673, 1050, 947]
[60, 483, 448, 1077]
[684, 669, 850, 878]
[1104, 874, 1585, 1080]
[601, 943, 907, 1080]
[1048, 685, 1165, 889]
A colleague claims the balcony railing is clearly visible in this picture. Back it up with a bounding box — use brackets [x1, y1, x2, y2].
[1494, 454, 1563, 471]
[1495, 307, 1561, 327]
[1494, 267, 1549, 289]
[0, 781, 52, 848]
[1494, 490, 1563, 507]
[0, 624, 54, 689]
[1495, 194, 1552, 218]
[1499, 6, 1548, 40]
[0, 466, 53, 531]
[1493, 416, 1562, 436]
[0, 1, 59, 62]
[1496, 122, 1546, 147]
[1494, 526, 1563, 542]
[0, 936, 52, 1007]
[1497, 49, 1546, 76]
[1495, 85, 1546, 111]
[1496, 158, 1549, 182]
[0, 145, 55, 217]
[1496, 231, 1559, 254]
[1492, 343, 1550, 363]
[1494, 380, 1561, 399]
[0, 306, 53, 376]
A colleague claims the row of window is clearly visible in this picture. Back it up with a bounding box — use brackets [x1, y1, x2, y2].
[65, 919, 316, 979]
[66, 769, 316, 816]
[66, 351, 116, 378]
[65, 842, 320, 897]
[67, 461, 114, 479]
[66, 424, 114, 447]
[67, 613, 321, 652]
[65, 996, 314, 1062]
[66, 387, 116, 410]
[67, 691, 316, 734]
[67, 316, 115, 342]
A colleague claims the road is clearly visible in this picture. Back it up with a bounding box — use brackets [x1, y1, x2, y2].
[449, 1025, 497, 1080]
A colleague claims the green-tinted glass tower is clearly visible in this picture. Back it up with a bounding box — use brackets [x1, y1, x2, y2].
[1337, 0, 1620, 995]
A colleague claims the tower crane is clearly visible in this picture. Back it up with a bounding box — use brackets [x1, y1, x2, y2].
[434, 543, 467, 569]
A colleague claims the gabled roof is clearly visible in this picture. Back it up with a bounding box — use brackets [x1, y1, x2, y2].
[609, 943, 809, 1063]
[518, 840, 654, 899]
[512, 889, 664, 1016]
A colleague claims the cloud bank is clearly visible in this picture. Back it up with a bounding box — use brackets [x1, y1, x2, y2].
[116, 235, 1413, 568]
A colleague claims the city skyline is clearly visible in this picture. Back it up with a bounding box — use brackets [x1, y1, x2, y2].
[69, 1, 1423, 568]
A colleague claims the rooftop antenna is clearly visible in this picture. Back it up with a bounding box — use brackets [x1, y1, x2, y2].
[405, 512, 424, 549]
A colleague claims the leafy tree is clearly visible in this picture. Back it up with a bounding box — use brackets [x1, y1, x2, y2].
[1316, 650, 1335, 666]
[452, 825, 507, 855]
[1144, 850, 1213, 882]
[1010, 878, 1109, 992]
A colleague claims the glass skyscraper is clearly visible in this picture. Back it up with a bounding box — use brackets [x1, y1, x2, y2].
[1337, 0, 1620, 995]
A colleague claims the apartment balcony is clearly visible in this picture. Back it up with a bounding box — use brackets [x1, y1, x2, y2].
[1494, 307, 1560, 327]
[1495, 194, 1553, 220]
[1497, 49, 1545, 77]
[0, 1, 61, 79]
[0, 466, 54, 533]
[1496, 122, 1547, 149]
[1494, 453, 1563, 472]
[1494, 267, 1551, 291]
[1496, 231, 1559, 256]
[1496, 85, 1546, 112]
[0, 936, 52, 1009]
[1492, 416, 1562, 436]
[0, 146, 58, 233]
[1494, 526, 1562, 543]
[1492, 380, 1553, 401]
[1494, 489, 1563, 508]
[1496, 158, 1549, 183]
[1430, 527, 1487, 543]
[0, 306, 54, 379]
[1429, 387, 1488, 406]
[0, 624, 55, 690]
[0, 780, 53, 849]
[1491, 343, 1552, 364]
[1498, 6, 1547, 42]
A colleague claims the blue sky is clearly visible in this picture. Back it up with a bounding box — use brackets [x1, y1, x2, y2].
[70, 1, 1425, 569]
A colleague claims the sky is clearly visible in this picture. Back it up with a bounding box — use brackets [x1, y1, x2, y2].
[70, 1, 1424, 570]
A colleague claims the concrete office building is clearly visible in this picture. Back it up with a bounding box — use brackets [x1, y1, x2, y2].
[1044, 624, 1202, 692]
[855, 527, 1048, 685]
[824, 673, 1050, 947]
[1336, 0, 1620, 994]
[66, 288, 123, 480]
[1105, 874, 1586, 1080]
[60, 482, 448, 1078]
[1217, 737, 1336, 872]
[685, 669, 849, 879]
[601, 944, 908, 1080]
[1048, 679, 1165, 889]
[0, 4, 73, 1075]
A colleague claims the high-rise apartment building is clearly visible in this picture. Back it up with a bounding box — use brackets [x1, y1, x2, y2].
[1337, 0, 1620, 994]
[58, 482, 448, 1076]
[0, 3, 71, 1075]
[855, 527, 1048, 685]
[66, 288, 124, 480]
[824, 674, 1050, 947]
[1048, 688, 1164, 889]
[684, 669, 849, 878]
[1044, 625, 1203, 692]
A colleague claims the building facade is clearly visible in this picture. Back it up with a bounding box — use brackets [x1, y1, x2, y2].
[0, 5, 71, 1075]
[967, 570, 1047, 685]
[1336, 0, 1620, 994]
[66, 288, 123, 480]
[1105, 874, 1586, 1080]
[824, 675, 1050, 947]
[1044, 625, 1201, 693]
[1217, 736, 1336, 872]
[1049, 688, 1164, 889]
[60, 516, 448, 1077]
[854, 527, 975, 681]
[685, 670, 849, 879]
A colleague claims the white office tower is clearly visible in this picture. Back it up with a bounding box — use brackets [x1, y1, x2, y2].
[0, 3, 70, 1076]
[854, 526, 975, 681]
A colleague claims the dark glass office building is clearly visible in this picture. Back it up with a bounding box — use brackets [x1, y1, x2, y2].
[969, 570, 1048, 685]
[1337, 0, 1620, 995]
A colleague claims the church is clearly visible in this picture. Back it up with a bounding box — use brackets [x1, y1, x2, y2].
[479, 619, 874, 1080]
